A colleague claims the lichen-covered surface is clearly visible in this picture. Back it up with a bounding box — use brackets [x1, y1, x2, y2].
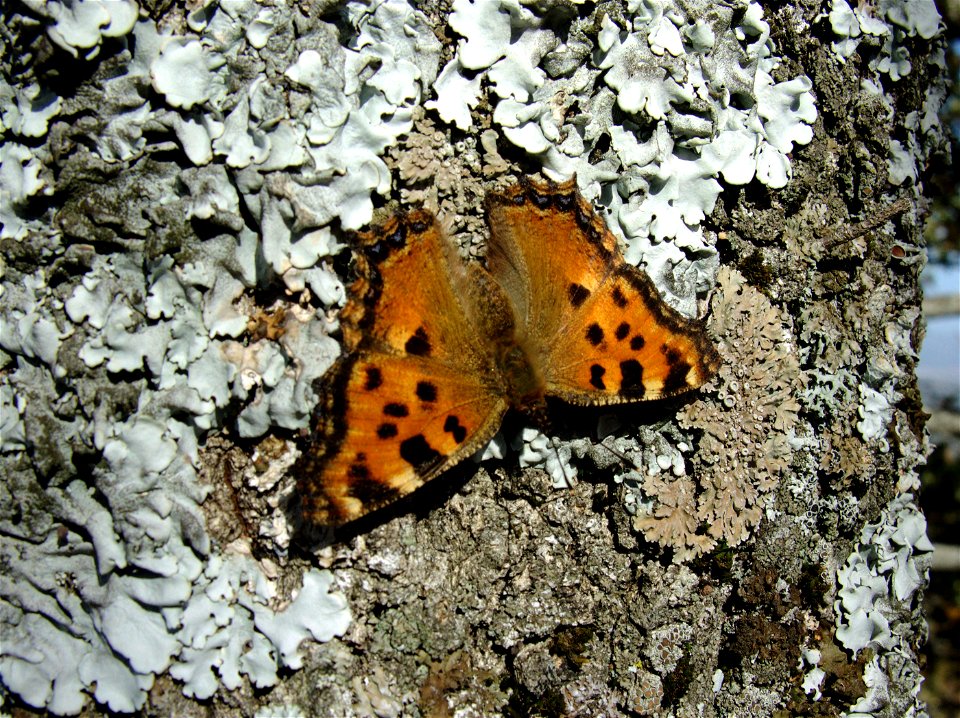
[0, 0, 946, 716]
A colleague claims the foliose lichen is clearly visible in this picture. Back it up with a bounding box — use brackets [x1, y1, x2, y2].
[833, 493, 932, 716]
[1, 0, 445, 711]
[614, 267, 802, 560]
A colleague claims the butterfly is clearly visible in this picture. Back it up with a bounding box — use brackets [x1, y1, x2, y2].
[295, 177, 720, 528]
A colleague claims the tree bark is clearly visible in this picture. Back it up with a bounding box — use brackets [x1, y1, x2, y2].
[0, 1, 946, 717]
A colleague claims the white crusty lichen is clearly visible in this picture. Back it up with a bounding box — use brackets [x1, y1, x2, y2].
[171, 560, 350, 699]
[0, 0, 447, 712]
[19, 0, 138, 59]
[0, 143, 51, 240]
[833, 493, 932, 716]
[827, 0, 941, 78]
[826, 0, 944, 262]
[515, 428, 579, 489]
[0, 79, 62, 138]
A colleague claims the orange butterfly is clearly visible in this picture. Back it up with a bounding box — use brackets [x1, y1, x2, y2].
[296, 177, 720, 527]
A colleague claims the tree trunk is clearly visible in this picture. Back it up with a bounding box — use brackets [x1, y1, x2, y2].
[0, 1, 946, 717]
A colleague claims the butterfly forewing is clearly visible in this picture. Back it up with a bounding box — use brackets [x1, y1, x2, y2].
[298, 212, 509, 526]
[343, 212, 490, 363]
[485, 177, 719, 406]
[485, 178, 618, 345]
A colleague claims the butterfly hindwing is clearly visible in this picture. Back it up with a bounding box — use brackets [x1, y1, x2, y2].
[543, 264, 720, 403]
[298, 353, 507, 525]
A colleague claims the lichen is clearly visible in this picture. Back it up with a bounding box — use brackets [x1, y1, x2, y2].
[0, 0, 443, 710]
[20, 0, 138, 60]
[515, 428, 579, 489]
[0, 143, 50, 239]
[625, 267, 802, 560]
[827, 0, 941, 77]
[0, 0, 941, 713]
[833, 494, 932, 715]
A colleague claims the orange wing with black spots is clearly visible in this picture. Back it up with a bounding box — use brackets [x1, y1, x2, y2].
[296, 213, 510, 526]
[484, 177, 720, 405]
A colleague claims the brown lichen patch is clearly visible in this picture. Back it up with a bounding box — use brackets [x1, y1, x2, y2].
[549, 625, 595, 671]
[419, 649, 499, 718]
[797, 299, 863, 373]
[394, 110, 464, 195]
[246, 304, 287, 342]
[782, 640, 870, 716]
[627, 669, 665, 714]
[720, 568, 815, 686]
[386, 109, 517, 259]
[643, 622, 692, 674]
[818, 426, 876, 489]
[633, 267, 803, 559]
[387, 108, 503, 223]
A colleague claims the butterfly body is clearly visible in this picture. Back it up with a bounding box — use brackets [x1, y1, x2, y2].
[296, 177, 720, 528]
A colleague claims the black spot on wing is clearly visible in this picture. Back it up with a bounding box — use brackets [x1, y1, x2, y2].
[615, 322, 630, 341]
[405, 327, 431, 356]
[661, 344, 682, 365]
[568, 283, 590, 308]
[377, 423, 398, 439]
[415, 381, 437, 402]
[574, 204, 592, 233]
[347, 476, 401, 507]
[611, 287, 628, 307]
[630, 334, 645, 351]
[619, 359, 645, 396]
[409, 217, 430, 234]
[586, 323, 604, 346]
[369, 223, 407, 262]
[530, 188, 551, 209]
[364, 366, 383, 390]
[443, 415, 467, 444]
[348, 461, 371, 480]
[663, 361, 692, 394]
[383, 402, 409, 417]
[589, 364, 606, 390]
[399, 434, 443, 471]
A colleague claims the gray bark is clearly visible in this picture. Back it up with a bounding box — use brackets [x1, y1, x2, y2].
[0, 1, 946, 717]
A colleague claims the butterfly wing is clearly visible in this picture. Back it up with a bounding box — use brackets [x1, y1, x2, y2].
[297, 212, 508, 527]
[485, 177, 720, 405]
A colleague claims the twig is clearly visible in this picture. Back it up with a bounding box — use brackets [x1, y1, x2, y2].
[823, 196, 913, 249]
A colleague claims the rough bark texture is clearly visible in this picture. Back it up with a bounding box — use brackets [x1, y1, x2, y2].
[0, 1, 946, 717]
